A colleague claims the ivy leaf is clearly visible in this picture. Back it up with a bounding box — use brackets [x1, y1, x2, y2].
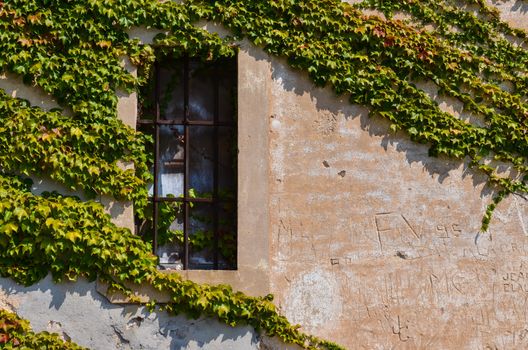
[0, 221, 17, 234]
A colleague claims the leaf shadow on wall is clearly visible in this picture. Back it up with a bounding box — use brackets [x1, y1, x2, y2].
[511, 1, 528, 14]
[267, 55, 495, 201]
[0, 275, 261, 350]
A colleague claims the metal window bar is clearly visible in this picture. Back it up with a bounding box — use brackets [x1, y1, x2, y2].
[213, 64, 220, 269]
[137, 119, 234, 127]
[152, 60, 160, 255]
[138, 55, 236, 270]
[183, 55, 190, 270]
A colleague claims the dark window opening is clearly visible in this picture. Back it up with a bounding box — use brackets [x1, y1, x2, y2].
[136, 55, 237, 270]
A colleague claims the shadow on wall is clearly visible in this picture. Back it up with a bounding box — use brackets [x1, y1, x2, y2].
[0, 72, 72, 115]
[511, 1, 528, 14]
[0, 276, 260, 350]
[267, 54, 495, 200]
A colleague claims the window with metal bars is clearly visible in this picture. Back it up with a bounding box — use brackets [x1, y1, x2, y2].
[136, 55, 237, 270]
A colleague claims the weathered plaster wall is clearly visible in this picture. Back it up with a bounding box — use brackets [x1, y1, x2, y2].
[491, 0, 528, 30]
[265, 2, 528, 349]
[0, 276, 262, 350]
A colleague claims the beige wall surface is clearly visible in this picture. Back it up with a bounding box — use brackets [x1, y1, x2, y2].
[263, 3, 528, 349]
[266, 59, 528, 349]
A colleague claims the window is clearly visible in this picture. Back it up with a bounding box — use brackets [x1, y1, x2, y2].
[136, 55, 237, 271]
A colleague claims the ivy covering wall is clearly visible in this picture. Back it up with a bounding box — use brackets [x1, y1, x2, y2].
[0, 309, 87, 349]
[0, 0, 526, 349]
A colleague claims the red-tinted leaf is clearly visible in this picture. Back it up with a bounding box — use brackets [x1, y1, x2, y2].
[373, 26, 385, 38]
[384, 37, 395, 47]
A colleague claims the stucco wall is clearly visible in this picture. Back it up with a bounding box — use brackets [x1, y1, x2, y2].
[267, 57, 528, 349]
[0, 276, 263, 350]
[266, 1, 528, 348]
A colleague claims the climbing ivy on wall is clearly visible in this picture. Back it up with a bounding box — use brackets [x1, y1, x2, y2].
[0, 309, 87, 349]
[0, 174, 343, 349]
[0, 0, 526, 349]
[194, 0, 528, 229]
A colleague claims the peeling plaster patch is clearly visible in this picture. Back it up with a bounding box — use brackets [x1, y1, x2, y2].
[126, 316, 144, 329]
[47, 320, 63, 333]
[339, 149, 380, 161]
[314, 110, 338, 136]
[321, 143, 337, 151]
[111, 325, 131, 348]
[283, 269, 343, 329]
[307, 191, 366, 203]
[514, 195, 528, 236]
[395, 250, 420, 260]
[245, 69, 268, 94]
[47, 321, 71, 342]
[365, 190, 392, 202]
[0, 289, 19, 312]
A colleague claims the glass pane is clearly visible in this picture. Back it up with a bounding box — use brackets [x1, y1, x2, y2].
[157, 201, 184, 270]
[189, 126, 214, 196]
[137, 124, 155, 196]
[218, 58, 237, 123]
[158, 125, 185, 197]
[138, 67, 156, 121]
[135, 201, 153, 240]
[218, 126, 236, 194]
[188, 203, 215, 269]
[218, 201, 237, 269]
[189, 60, 215, 121]
[159, 59, 184, 122]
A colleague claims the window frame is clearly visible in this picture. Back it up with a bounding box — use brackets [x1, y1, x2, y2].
[98, 44, 271, 299]
[137, 54, 238, 270]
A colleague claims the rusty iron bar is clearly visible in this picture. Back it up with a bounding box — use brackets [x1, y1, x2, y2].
[152, 60, 160, 256]
[213, 62, 220, 269]
[137, 119, 234, 127]
[183, 55, 190, 270]
[155, 197, 212, 203]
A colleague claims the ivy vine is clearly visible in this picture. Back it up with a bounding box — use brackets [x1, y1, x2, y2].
[0, 174, 342, 349]
[0, 309, 87, 349]
[191, 0, 528, 230]
[0, 0, 526, 349]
